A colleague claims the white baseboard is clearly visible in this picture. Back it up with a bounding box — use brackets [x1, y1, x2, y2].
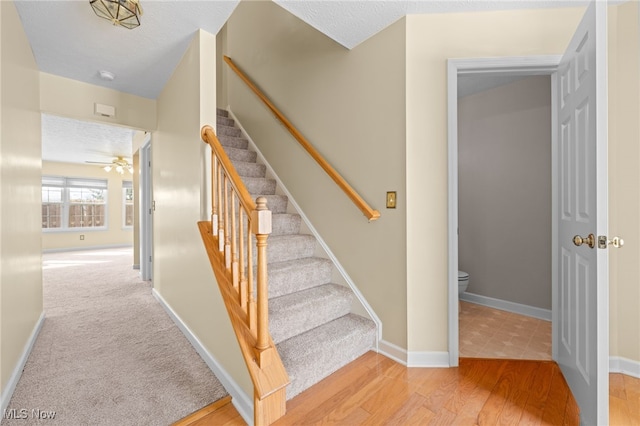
[152, 289, 253, 425]
[408, 351, 450, 368]
[378, 340, 408, 365]
[460, 292, 552, 321]
[1, 312, 45, 415]
[378, 340, 451, 367]
[610, 356, 640, 378]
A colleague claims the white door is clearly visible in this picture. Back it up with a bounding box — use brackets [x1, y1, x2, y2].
[140, 138, 153, 281]
[556, 2, 608, 424]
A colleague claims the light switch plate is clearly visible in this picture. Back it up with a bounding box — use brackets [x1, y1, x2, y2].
[386, 191, 396, 209]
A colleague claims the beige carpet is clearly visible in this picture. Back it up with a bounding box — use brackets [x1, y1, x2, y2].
[3, 248, 227, 425]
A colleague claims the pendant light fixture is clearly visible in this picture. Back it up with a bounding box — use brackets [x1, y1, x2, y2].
[90, 0, 143, 30]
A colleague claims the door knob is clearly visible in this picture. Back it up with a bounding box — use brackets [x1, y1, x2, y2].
[598, 235, 624, 249]
[573, 234, 595, 249]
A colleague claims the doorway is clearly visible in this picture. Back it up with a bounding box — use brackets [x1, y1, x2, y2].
[446, 56, 562, 367]
[456, 74, 553, 360]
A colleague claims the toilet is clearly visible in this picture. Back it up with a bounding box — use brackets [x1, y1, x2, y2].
[458, 270, 469, 296]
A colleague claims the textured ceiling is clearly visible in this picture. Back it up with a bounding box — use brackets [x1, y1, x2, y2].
[42, 114, 136, 165]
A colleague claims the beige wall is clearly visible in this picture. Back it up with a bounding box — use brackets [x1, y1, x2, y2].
[153, 30, 252, 396]
[40, 73, 156, 132]
[225, 1, 408, 348]
[406, 8, 585, 352]
[41, 162, 134, 252]
[458, 76, 552, 310]
[0, 0, 43, 393]
[608, 1, 640, 363]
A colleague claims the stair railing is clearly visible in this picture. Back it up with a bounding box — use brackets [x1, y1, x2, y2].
[199, 125, 289, 425]
[224, 55, 381, 222]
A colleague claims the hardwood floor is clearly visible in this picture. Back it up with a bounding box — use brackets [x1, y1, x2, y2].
[172, 397, 242, 426]
[178, 351, 607, 425]
[610, 373, 640, 425]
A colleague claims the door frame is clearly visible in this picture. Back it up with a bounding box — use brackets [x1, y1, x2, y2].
[446, 56, 563, 366]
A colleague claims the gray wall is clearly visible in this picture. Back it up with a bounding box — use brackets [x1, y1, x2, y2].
[458, 75, 551, 310]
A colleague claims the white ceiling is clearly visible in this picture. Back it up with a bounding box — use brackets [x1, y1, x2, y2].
[16, 0, 591, 165]
[42, 114, 136, 165]
[276, 0, 591, 49]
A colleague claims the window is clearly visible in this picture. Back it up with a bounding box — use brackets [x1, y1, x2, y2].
[42, 176, 108, 231]
[42, 186, 63, 229]
[123, 180, 134, 228]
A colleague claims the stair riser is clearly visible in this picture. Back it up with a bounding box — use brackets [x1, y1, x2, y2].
[225, 147, 257, 163]
[257, 236, 316, 265]
[245, 178, 276, 195]
[218, 135, 249, 150]
[217, 125, 242, 138]
[269, 284, 353, 344]
[239, 214, 300, 237]
[255, 195, 288, 214]
[271, 214, 301, 235]
[217, 116, 235, 127]
[246, 235, 316, 267]
[233, 161, 266, 178]
[267, 259, 333, 299]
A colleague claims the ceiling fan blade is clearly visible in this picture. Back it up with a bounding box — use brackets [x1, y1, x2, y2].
[85, 161, 113, 165]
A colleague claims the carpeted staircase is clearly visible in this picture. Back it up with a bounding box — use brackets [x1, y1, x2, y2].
[216, 108, 376, 400]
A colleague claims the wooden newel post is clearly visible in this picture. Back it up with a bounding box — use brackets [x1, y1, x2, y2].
[252, 197, 272, 357]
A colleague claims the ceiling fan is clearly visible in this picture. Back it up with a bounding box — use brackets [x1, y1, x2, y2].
[86, 156, 133, 174]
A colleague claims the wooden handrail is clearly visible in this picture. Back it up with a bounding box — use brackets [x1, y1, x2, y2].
[203, 125, 256, 214]
[200, 125, 289, 425]
[223, 55, 381, 222]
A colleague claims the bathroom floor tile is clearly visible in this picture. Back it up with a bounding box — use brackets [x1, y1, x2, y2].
[459, 301, 552, 360]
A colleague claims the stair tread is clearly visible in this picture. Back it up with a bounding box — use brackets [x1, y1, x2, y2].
[268, 233, 314, 241]
[269, 283, 353, 344]
[277, 314, 376, 399]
